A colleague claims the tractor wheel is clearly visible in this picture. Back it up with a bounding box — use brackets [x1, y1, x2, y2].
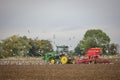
[91, 60, 96, 64]
[50, 59, 55, 64]
[61, 56, 68, 64]
[91, 61, 95, 64]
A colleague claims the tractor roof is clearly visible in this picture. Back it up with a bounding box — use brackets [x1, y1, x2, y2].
[56, 46, 68, 48]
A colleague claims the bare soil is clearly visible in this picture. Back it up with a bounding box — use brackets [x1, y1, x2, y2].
[0, 58, 120, 80]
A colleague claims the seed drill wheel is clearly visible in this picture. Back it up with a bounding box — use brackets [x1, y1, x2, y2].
[50, 59, 55, 64]
[61, 56, 68, 64]
[91, 61, 95, 64]
[90, 60, 96, 64]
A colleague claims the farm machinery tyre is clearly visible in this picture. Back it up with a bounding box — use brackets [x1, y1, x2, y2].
[50, 59, 55, 64]
[61, 56, 68, 64]
[90, 60, 97, 64]
[91, 61, 95, 64]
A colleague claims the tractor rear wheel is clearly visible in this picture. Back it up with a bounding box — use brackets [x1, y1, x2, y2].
[50, 59, 55, 64]
[61, 56, 68, 64]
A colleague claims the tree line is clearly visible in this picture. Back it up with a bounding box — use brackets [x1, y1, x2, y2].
[0, 35, 53, 58]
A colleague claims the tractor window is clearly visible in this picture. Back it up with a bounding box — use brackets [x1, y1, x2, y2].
[56, 46, 68, 53]
[57, 48, 63, 53]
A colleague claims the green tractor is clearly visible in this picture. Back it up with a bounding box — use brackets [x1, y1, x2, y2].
[43, 46, 71, 64]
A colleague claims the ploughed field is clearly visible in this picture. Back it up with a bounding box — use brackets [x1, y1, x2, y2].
[0, 58, 120, 80]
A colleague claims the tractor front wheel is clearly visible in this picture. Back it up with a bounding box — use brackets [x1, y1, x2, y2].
[50, 59, 55, 64]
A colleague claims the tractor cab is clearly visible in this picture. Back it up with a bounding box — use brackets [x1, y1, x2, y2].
[56, 46, 68, 55]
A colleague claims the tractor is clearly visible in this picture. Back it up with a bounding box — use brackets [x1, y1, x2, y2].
[43, 46, 73, 64]
[75, 48, 110, 64]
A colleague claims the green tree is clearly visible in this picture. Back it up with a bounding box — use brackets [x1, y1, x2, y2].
[108, 43, 119, 55]
[39, 40, 53, 55]
[28, 39, 40, 56]
[1, 35, 31, 57]
[0, 35, 53, 58]
[75, 29, 110, 54]
[0, 42, 4, 58]
[28, 39, 53, 56]
[74, 45, 81, 55]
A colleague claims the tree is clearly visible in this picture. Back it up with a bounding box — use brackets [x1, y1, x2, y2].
[39, 40, 53, 55]
[0, 42, 4, 58]
[28, 39, 53, 56]
[1, 35, 31, 57]
[0, 35, 53, 58]
[108, 43, 119, 55]
[75, 29, 110, 54]
[74, 45, 81, 55]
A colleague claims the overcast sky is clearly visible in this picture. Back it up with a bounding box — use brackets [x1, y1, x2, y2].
[0, 0, 120, 50]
